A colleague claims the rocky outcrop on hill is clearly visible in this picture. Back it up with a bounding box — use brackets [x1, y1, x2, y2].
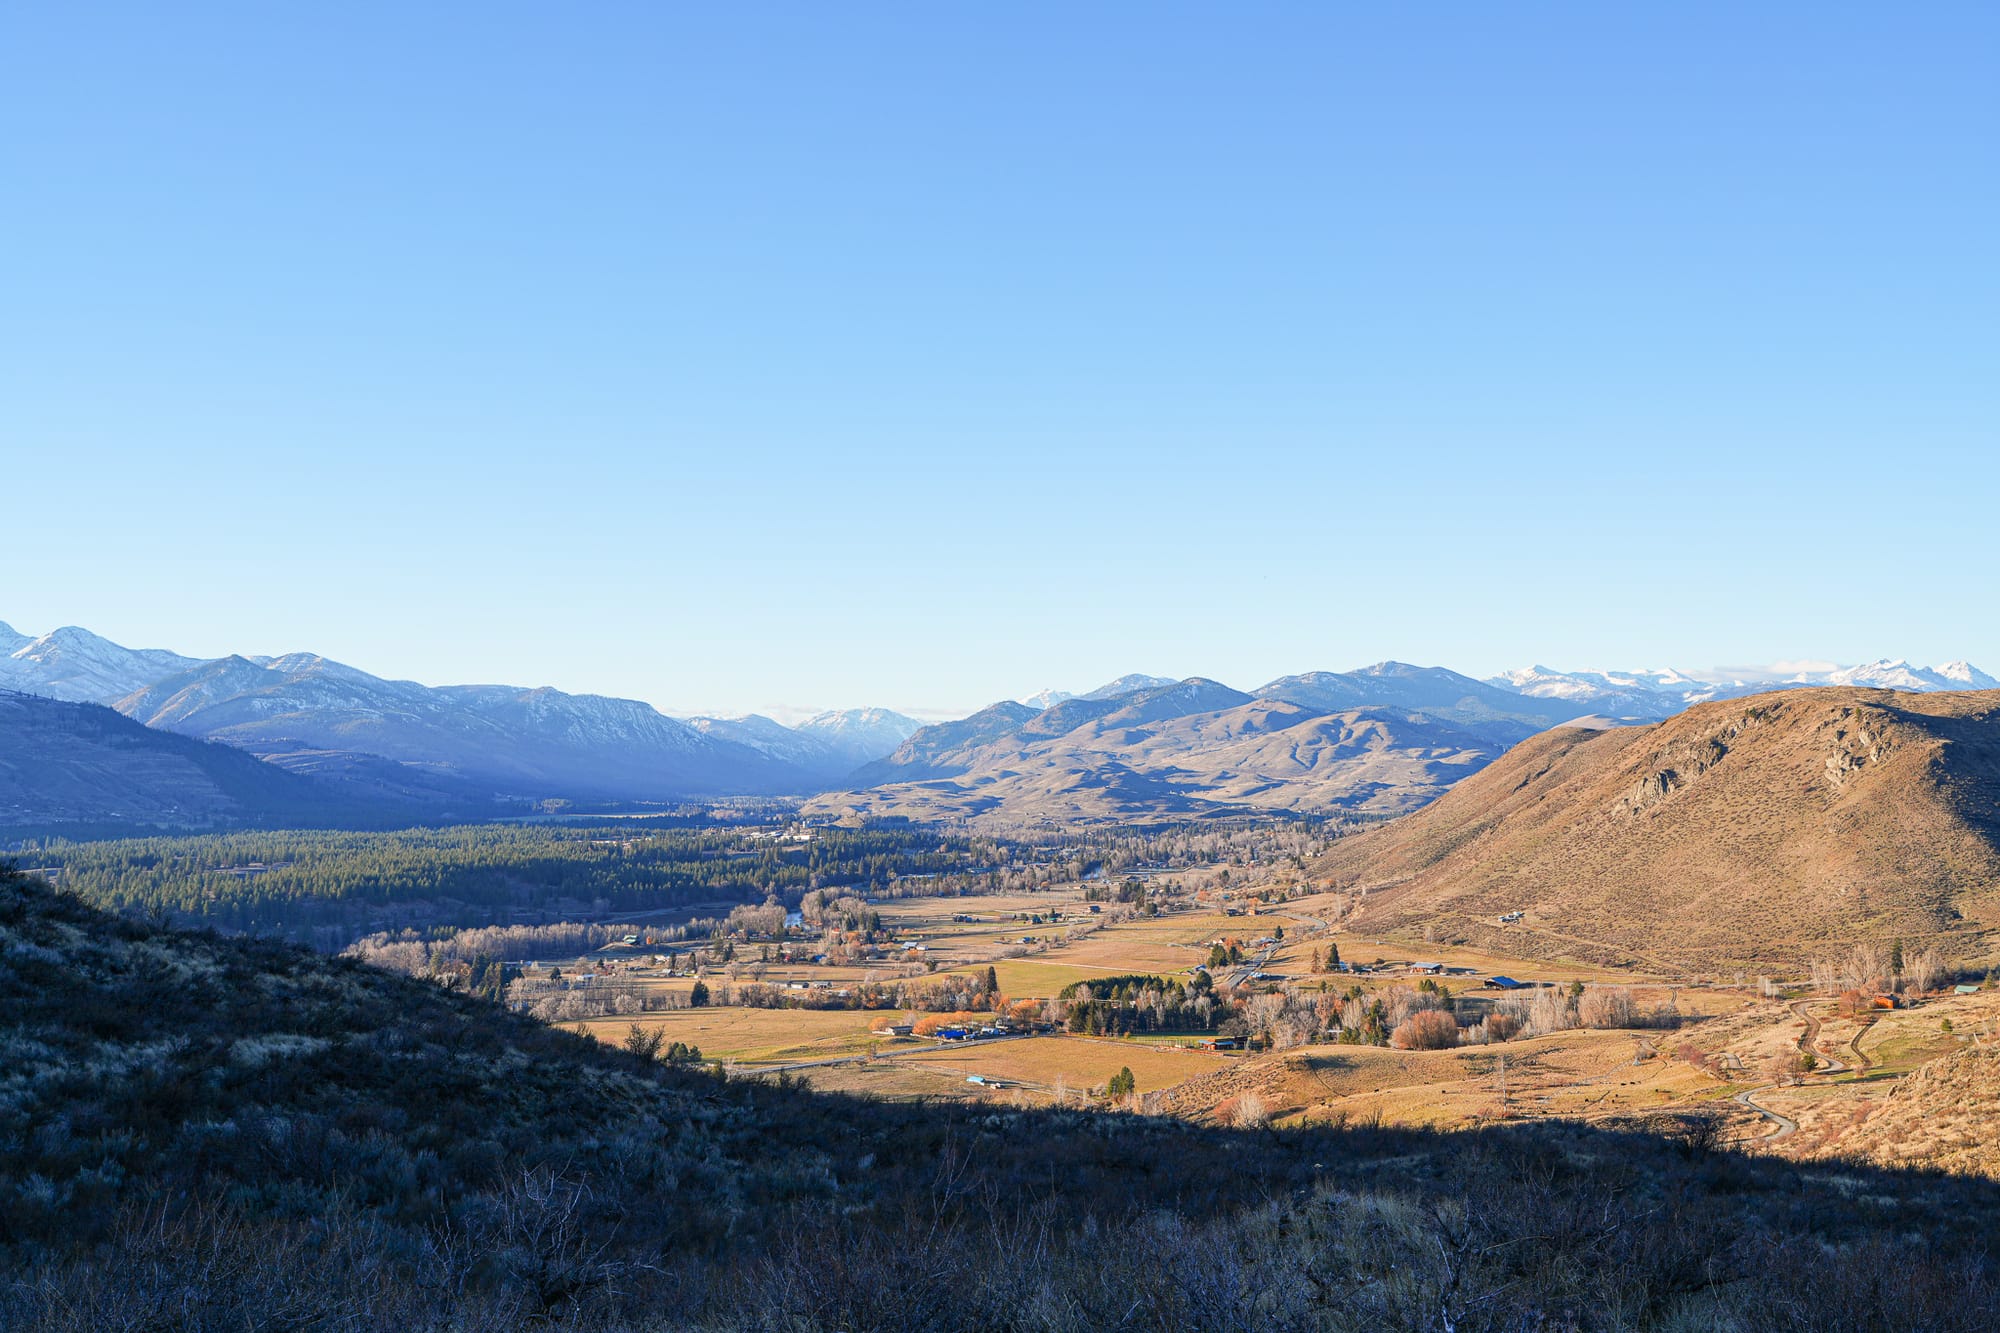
[1314, 688, 2000, 971]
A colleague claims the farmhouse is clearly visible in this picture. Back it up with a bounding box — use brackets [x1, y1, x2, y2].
[1486, 976, 1528, 990]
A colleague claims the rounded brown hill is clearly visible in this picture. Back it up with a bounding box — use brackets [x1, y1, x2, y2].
[1313, 687, 2000, 972]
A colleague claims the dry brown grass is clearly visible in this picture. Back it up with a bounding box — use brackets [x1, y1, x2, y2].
[1315, 688, 2000, 971]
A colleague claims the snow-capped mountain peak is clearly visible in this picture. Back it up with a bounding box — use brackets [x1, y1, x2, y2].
[1490, 658, 1997, 719]
[794, 707, 922, 767]
[686, 713, 847, 771]
[1808, 659, 2000, 692]
[1078, 673, 1178, 702]
[1936, 661, 1999, 688]
[0, 625, 205, 704]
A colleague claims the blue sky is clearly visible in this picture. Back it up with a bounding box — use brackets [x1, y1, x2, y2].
[4, 4, 1994, 719]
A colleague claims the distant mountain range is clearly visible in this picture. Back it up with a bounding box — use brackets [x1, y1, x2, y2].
[1489, 659, 1999, 719]
[811, 663, 1608, 826]
[683, 708, 921, 783]
[0, 624, 204, 702]
[0, 690, 449, 835]
[0, 621, 919, 817]
[4, 616, 1995, 832]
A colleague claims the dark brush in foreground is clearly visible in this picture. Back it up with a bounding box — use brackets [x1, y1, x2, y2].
[0, 866, 1994, 1331]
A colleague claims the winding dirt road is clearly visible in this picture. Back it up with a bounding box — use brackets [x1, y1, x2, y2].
[1735, 1086, 1798, 1141]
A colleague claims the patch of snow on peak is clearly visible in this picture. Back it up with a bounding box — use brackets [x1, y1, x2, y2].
[1935, 661, 1999, 688]
[1805, 659, 1996, 692]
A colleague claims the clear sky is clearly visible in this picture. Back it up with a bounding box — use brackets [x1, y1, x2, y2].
[4, 5, 1994, 720]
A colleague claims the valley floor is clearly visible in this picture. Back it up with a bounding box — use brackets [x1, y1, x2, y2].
[570, 881, 2000, 1179]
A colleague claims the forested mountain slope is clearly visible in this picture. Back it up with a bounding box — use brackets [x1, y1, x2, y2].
[1314, 687, 2000, 971]
[0, 691, 445, 835]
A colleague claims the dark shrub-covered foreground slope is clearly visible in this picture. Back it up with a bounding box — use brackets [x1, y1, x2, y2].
[1, 865, 1996, 1331]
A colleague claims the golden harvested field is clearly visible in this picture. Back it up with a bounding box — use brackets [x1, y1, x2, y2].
[1168, 909, 1272, 934]
[575, 1006, 889, 1065]
[893, 1035, 1232, 1093]
[1315, 930, 1678, 985]
[1857, 1016, 1967, 1074]
[578, 864, 2000, 1178]
[1210, 1030, 1720, 1130]
[786, 1058, 1002, 1102]
[937, 958, 1133, 997]
[1051, 935, 1208, 974]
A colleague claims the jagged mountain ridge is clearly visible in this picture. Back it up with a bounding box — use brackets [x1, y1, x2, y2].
[119, 655, 795, 801]
[6, 616, 1997, 823]
[818, 666, 1607, 826]
[791, 706, 923, 768]
[808, 676, 1513, 826]
[1490, 659, 2000, 720]
[3, 622, 921, 805]
[1816, 659, 2000, 691]
[1312, 686, 2000, 970]
[685, 712, 853, 779]
[1078, 672, 1180, 701]
[0, 626, 205, 703]
[1256, 662, 1597, 740]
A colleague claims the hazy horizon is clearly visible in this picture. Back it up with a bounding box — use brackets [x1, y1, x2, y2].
[2, 610, 1984, 725]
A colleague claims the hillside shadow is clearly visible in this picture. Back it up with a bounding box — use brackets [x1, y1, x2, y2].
[5, 865, 1999, 1331]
